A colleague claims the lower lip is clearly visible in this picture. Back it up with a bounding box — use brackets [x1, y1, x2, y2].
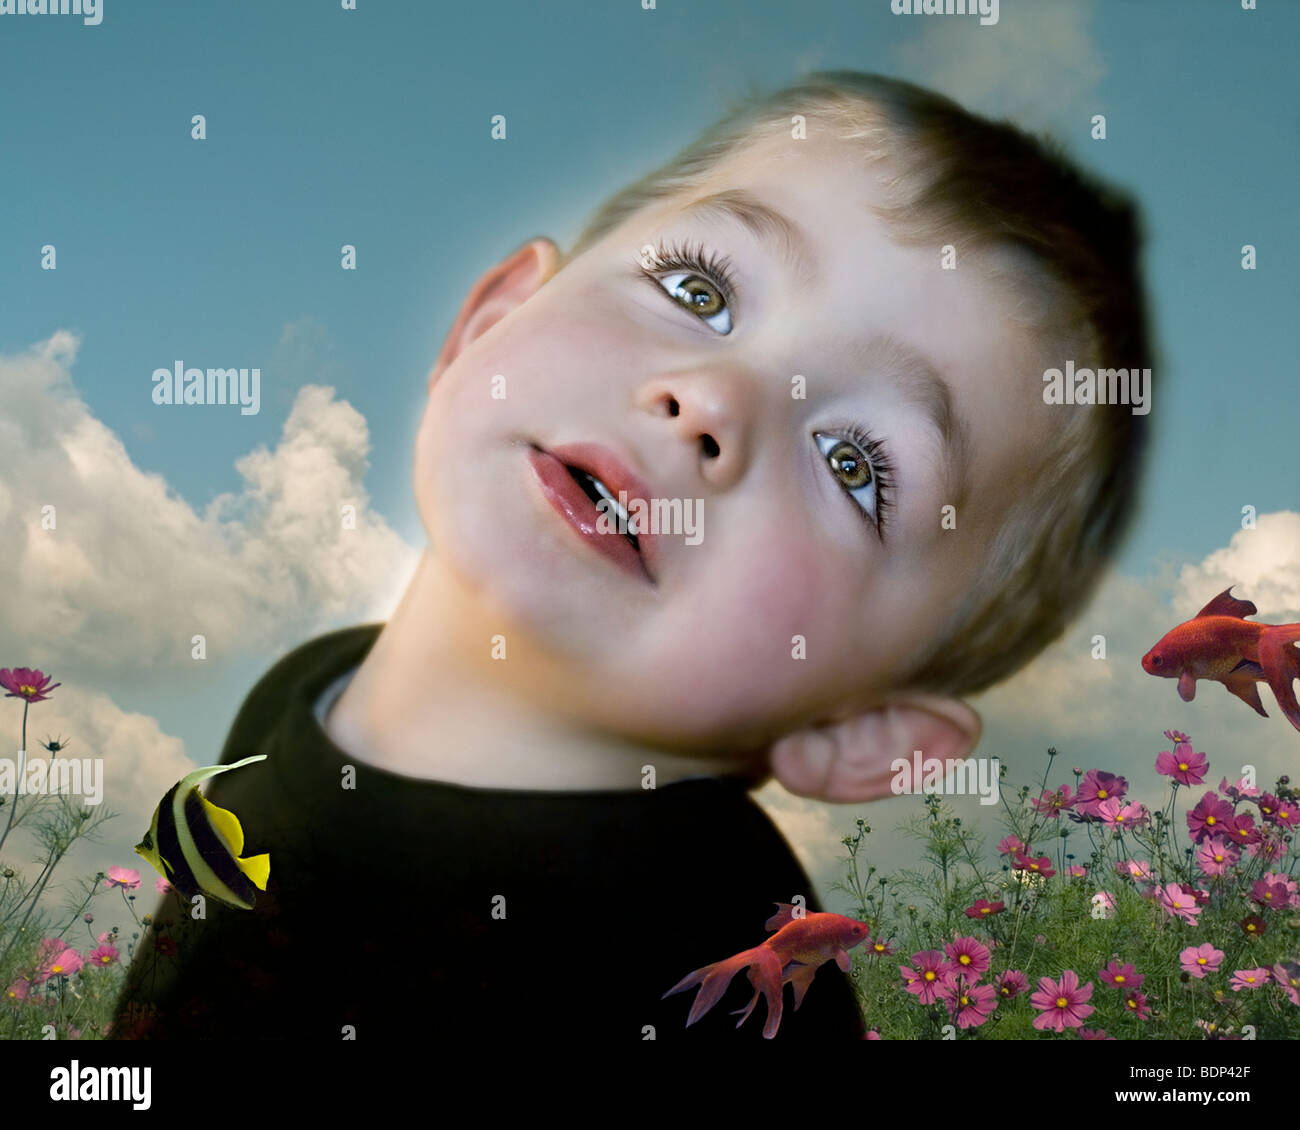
[525, 447, 649, 583]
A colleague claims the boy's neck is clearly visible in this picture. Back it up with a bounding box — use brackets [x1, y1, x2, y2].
[323, 549, 758, 791]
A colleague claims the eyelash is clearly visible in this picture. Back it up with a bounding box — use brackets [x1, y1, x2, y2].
[638, 237, 896, 540]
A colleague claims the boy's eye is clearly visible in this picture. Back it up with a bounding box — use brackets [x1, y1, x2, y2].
[814, 430, 895, 540]
[655, 272, 732, 335]
[639, 238, 736, 335]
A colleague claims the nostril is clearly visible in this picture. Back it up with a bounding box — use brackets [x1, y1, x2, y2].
[701, 434, 720, 458]
[666, 397, 680, 417]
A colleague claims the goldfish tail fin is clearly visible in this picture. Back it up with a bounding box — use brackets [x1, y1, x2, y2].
[1259, 627, 1300, 734]
[663, 946, 765, 1028]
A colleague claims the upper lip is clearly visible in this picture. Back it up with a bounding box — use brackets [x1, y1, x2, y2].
[541, 440, 661, 581]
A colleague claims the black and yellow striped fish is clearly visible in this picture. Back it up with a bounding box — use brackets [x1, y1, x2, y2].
[134, 755, 271, 911]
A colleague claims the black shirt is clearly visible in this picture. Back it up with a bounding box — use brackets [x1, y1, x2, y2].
[109, 624, 865, 1041]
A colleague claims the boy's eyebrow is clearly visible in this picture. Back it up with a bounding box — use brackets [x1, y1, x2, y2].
[855, 334, 973, 517]
[675, 189, 817, 288]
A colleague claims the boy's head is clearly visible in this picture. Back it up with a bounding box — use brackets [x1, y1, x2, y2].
[413, 72, 1153, 801]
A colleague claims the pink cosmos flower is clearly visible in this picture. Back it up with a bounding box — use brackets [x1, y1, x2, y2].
[1269, 796, 1299, 829]
[0, 668, 62, 703]
[964, 899, 1005, 919]
[1187, 792, 1234, 842]
[1156, 883, 1202, 924]
[1180, 943, 1224, 978]
[944, 936, 992, 979]
[103, 866, 141, 891]
[1012, 851, 1055, 878]
[1075, 770, 1129, 817]
[1240, 915, 1266, 937]
[868, 937, 895, 957]
[1256, 794, 1282, 823]
[1260, 871, 1299, 908]
[88, 944, 119, 967]
[155, 875, 174, 894]
[1099, 961, 1144, 991]
[995, 970, 1028, 1000]
[1219, 776, 1260, 801]
[4, 978, 30, 1002]
[1116, 859, 1153, 881]
[1079, 1028, 1115, 1040]
[1030, 786, 1076, 817]
[1123, 990, 1150, 1020]
[1066, 864, 1087, 877]
[935, 976, 998, 1029]
[1222, 813, 1260, 846]
[1030, 970, 1094, 1031]
[997, 834, 1025, 856]
[1273, 963, 1300, 1006]
[1097, 798, 1149, 829]
[900, 950, 953, 1004]
[1156, 740, 1208, 786]
[39, 947, 83, 980]
[1251, 878, 1290, 911]
[1229, 968, 1271, 991]
[1246, 830, 1285, 863]
[1195, 837, 1238, 877]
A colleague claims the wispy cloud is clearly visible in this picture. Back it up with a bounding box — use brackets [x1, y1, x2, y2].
[891, 1, 1105, 130]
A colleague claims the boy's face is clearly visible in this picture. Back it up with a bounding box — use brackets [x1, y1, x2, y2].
[414, 132, 1058, 756]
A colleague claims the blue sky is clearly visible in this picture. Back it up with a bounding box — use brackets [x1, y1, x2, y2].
[1, 0, 1297, 908]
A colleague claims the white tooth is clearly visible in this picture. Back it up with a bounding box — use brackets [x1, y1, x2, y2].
[585, 473, 636, 536]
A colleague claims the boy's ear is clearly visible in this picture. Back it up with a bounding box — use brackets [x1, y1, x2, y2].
[767, 694, 982, 803]
[427, 236, 562, 394]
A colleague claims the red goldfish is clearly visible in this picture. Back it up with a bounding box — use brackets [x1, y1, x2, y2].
[1141, 587, 1300, 734]
[662, 903, 869, 1039]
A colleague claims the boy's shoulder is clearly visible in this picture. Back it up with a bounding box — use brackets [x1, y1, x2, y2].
[217, 622, 383, 765]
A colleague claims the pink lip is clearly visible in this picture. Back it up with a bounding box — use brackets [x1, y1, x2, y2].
[525, 442, 659, 584]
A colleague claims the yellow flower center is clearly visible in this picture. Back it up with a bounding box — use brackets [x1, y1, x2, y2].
[1179, 763, 1189, 771]
[1214, 854, 1223, 862]
[1056, 996, 1068, 1008]
[924, 971, 935, 981]
[980, 907, 991, 915]
[1245, 976, 1256, 983]
[51, 964, 63, 974]
[1031, 863, 1040, 871]
[1247, 924, 1256, 932]
[960, 995, 971, 1006]
[1127, 999, 1137, 1009]
[1206, 816, 1216, 824]
[1280, 810, 1291, 819]
[1115, 975, 1125, 983]
[959, 955, 971, 965]
[1197, 958, 1207, 965]
[20, 684, 35, 695]
[1098, 789, 1108, 798]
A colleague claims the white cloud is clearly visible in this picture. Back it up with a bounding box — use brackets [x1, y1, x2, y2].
[0, 332, 421, 669]
[1173, 511, 1300, 621]
[891, 1, 1105, 130]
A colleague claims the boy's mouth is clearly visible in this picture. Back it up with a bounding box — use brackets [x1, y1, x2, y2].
[523, 441, 658, 585]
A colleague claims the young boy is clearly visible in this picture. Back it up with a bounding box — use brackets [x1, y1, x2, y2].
[110, 71, 1151, 1041]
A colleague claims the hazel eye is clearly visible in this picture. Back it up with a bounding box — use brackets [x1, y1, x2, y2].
[656, 272, 732, 334]
[823, 439, 872, 490]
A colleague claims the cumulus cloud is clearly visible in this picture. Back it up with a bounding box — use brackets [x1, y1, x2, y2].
[891, 1, 1106, 130]
[0, 332, 421, 669]
[1172, 511, 1300, 621]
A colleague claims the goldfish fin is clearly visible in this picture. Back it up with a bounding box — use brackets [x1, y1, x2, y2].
[663, 947, 764, 1028]
[1178, 671, 1197, 702]
[1258, 629, 1300, 734]
[1223, 664, 1269, 718]
[764, 903, 801, 932]
[834, 946, 852, 974]
[1194, 587, 1257, 621]
[788, 962, 819, 1010]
